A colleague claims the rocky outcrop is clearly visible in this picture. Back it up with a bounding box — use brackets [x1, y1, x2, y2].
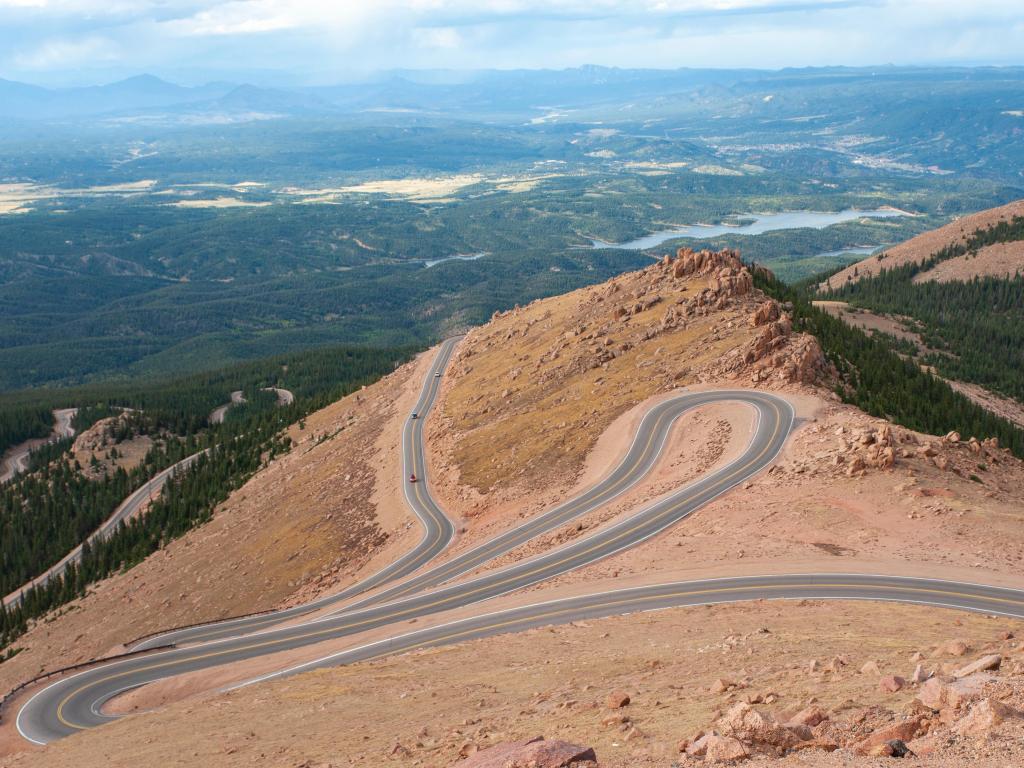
[953, 698, 1021, 737]
[917, 672, 996, 710]
[456, 737, 597, 768]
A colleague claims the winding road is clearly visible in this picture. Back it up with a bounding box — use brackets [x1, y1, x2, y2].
[3, 453, 203, 609]
[14, 340, 1024, 746]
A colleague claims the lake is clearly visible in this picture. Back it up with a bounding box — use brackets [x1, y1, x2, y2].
[587, 209, 907, 250]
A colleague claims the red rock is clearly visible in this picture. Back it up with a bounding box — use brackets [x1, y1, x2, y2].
[605, 690, 630, 708]
[786, 706, 829, 728]
[704, 734, 750, 763]
[685, 733, 709, 756]
[936, 639, 970, 657]
[879, 675, 906, 693]
[717, 702, 800, 749]
[952, 654, 1001, 679]
[917, 673, 995, 710]
[456, 737, 597, 768]
[853, 717, 925, 755]
[953, 698, 1021, 736]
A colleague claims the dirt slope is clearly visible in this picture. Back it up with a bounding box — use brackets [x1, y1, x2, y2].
[6, 249, 1024, 766]
[819, 199, 1024, 289]
[5, 600, 1022, 768]
[0, 353, 429, 697]
[426, 248, 828, 541]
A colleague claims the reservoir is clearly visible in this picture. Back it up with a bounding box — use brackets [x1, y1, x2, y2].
[588, 209, 906, 250]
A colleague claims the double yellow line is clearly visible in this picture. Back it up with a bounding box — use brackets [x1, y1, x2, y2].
[54, 394, 781, 730]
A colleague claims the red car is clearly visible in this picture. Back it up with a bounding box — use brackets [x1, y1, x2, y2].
[409, 473, 417, 483]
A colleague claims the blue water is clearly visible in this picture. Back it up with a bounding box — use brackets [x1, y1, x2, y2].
[424, 252, 488, 268]
[588, 209, 906, 250]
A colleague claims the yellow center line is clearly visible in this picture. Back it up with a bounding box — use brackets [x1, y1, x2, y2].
[56, 578, 1024, 730]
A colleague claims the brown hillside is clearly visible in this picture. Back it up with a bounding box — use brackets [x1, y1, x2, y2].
[912, 240, 1024, 284]
[428, 248, 828, 515]
[819, 199, 1024, 290]
[0, 353, 433, 698]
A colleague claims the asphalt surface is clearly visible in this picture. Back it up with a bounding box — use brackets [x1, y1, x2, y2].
[130, 336, 462, 651]
[17, 387, 796, 742]
[18, 574, 1024, 744]
[3, 452, 201, 608]
[18, 364, 1024, 746]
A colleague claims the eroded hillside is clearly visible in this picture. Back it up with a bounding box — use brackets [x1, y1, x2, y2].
[821, 199, 1024, 289]
[429, 248, 827, 508]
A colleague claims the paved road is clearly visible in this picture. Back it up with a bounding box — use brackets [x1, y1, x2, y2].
[130, 337, 462, 650]
[18, 573, 1024, 744]
[132, 387, 784, 650]
[0, 408, 78, 484]
[17, 387, 796, 742]
[3, 452, 202, 608]
[20, 372, 1022, 745]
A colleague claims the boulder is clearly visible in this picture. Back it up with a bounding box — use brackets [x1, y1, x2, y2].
[861, 660, 881, 676]
[917, 673, 995, 710]
[953, 698, 1021, 737]
[704, 734, 751, 763]
[786, 706, 829, 728]
[456, 737, 597, 768]
[953, 654, 1001, 679]
[716, 702, 801, 749]
[937, 639, 970, 657]
[853, 717, 925, 755]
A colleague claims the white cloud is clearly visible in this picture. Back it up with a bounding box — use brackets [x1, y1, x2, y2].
[0, 0, 1022, 81]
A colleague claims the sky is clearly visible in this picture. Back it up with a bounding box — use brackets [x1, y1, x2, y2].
[1, 0, 1023, 86]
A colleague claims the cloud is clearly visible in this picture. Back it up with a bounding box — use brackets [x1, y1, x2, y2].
[0, 0, 1022, 83]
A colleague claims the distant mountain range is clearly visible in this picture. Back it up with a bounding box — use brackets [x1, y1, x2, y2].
[4, 65, 1023, 123]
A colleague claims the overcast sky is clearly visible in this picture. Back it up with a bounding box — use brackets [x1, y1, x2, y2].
[2, 0, 1023, 86]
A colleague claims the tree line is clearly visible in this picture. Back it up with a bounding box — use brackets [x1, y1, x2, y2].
[759, 270, 1024, 458]
[821, 215, 1024, 403]
[0, 343, 411, 652]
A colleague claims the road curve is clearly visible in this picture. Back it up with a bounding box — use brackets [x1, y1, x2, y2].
[130, 336, 462, 651]
[0, 408, 78, 484]
[18, 573, 1024, 744]
[17, 388, 794, 743]
[3, 452, 201, 608]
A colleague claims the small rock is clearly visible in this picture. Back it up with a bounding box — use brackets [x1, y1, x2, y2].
[879, 675, 906, 693]
[861, 660, 881, 676]
[605, 690, 630, 709]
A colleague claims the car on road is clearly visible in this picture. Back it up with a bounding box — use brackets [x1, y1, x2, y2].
[409, 473, 417, 483]
[435, 372, 441, 377]
[411, 412, 418, 419]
